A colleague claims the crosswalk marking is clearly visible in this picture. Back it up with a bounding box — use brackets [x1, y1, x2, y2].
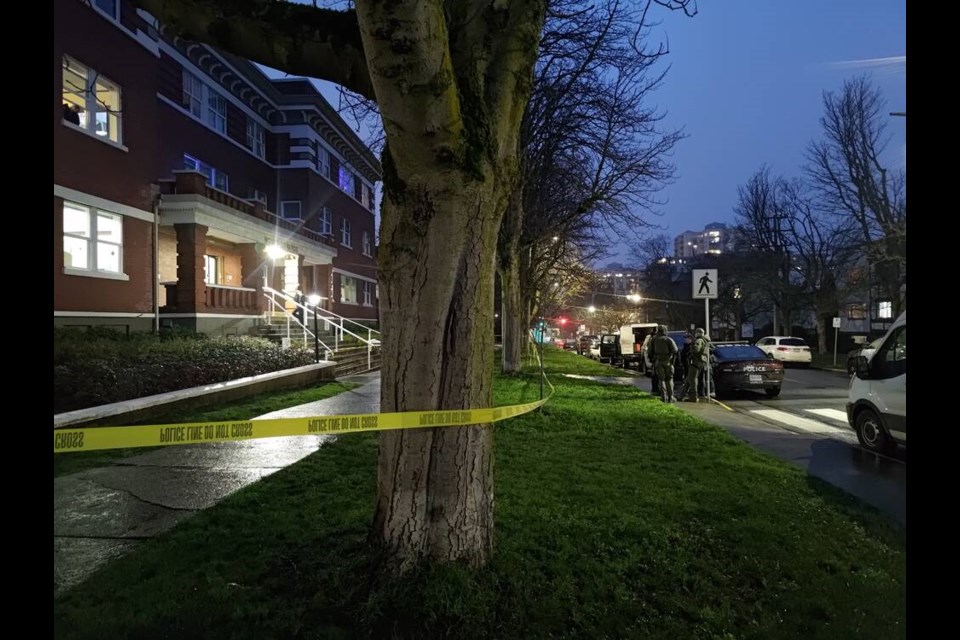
[804, 408, 849, 424]
[750, 409, 839, 433]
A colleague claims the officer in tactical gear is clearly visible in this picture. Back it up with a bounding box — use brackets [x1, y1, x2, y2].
[681, 327, 710, 402]
[650, 325, 679, 403]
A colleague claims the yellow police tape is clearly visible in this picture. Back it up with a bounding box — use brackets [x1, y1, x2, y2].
[52, 399, 548, 454]
[54, 365, 555, 454]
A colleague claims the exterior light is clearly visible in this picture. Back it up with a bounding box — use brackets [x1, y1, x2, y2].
[265, 244, 287, 259]
[308, 294, 322, 306]
[588, 305, 596, 313]
[628, 294, 641, 303]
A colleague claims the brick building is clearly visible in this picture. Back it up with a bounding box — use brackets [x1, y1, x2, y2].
[54, 0, 380, 334]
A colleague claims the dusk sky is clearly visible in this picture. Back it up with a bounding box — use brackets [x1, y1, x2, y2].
[263, 0, 906, 267]
[642, 0, 906, 257]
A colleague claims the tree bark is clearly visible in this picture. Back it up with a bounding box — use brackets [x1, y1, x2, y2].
[498, 186, 525, 373]
[354, 0, 545, 572]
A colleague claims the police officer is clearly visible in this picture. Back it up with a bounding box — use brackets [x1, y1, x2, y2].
[650, 325, 679, 403]
[682, 328, 709, 402]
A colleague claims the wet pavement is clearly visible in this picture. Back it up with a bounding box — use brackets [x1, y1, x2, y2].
[53, 373, 381, 597]
[55, 369, 903, 597]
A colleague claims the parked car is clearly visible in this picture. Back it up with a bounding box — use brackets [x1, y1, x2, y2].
[597, 333, 619, 363]
[563, 338, 578, 351]
[848, 312, 906, 454]
[578, 335, 598, 356]
[755, 336, 812, 366]
[846, 337, 884, 375]
[711, 342, 785, 398]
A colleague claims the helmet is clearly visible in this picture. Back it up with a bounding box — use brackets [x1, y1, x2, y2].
[694, 328, 705, 338]
[656, 325, 667, 335]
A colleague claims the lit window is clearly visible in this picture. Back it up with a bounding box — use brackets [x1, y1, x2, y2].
[183, 154, 229, 192]
[319, 207, 332, 236]
[877, 301, 893, 319]
[847, 304, 866, 320]
[246, 119, 266, 159]
[62, 56, 123, 144]
[341, 218, 352, 247]
[363, 281, 373, 305]
[362, 231, 372, 257]
[339, 167, 355, 194]
[281, 201, 302, 220]
[204, 255, 221, 285]
[341, 275, 357, 304]
[63, 202, 123, 274]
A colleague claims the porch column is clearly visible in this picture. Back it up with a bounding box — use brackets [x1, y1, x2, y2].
[174, 223, 208, 313]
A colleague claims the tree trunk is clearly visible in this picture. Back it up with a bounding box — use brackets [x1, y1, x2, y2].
[816, 314, 828, 354]
[499, 186, 525, 373]
[373, 175, 505, 571]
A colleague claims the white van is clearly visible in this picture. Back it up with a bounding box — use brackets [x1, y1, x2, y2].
[847, 311, 906, 454]
[616, 323, 659, 369]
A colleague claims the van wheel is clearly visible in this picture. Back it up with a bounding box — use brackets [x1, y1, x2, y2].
[854, 408, 895, 454]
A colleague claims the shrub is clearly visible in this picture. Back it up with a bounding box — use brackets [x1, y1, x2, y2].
[53, 330, 315, 413]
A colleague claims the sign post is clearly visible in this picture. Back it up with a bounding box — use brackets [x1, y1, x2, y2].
[692, 269, 718, 401]
[832, 316, 841, 366]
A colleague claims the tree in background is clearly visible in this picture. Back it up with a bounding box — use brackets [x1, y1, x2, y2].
[498, 0, 685, 372]
[805, 76, 906, 317]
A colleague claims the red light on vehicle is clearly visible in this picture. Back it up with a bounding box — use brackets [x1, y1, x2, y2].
[776, 347, 789, 351]
[634, 344, 643, 353]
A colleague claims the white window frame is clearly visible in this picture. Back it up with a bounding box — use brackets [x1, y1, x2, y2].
[319, 207, 332, 236]
[363, 281, 373, 306]
[317, 146, 330, 180]
[182, 70, 204, 119]
[341, 275, 358, 304]
[341, 218, 352, 248]
[204, 254, 221, 285]
[62, 201, 126, 277]
[362, 231, 372, 257]
[183, 154, 229, 192]
[246, 119, 265, 159]
[281, 201, 303, 220]
[182, 70, 226, 134]
[62, 56, 123, 145]
[206, 89, 227, 134]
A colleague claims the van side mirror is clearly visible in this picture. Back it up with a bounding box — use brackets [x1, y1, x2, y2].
[854, 355, 870, 379]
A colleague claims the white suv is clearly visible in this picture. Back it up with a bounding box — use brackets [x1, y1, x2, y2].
[755, 336, 812, 366]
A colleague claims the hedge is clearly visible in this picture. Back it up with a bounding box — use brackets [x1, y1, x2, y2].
[54, 328, 315, 414]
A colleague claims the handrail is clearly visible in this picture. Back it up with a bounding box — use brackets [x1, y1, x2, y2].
[263, 287, 380, 347]
[264, 286, 380, 338]
[261, 292, 334, 359]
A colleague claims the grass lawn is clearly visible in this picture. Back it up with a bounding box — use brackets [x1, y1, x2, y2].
[53, 381, 359, 478]
[53, 350, 905, 639]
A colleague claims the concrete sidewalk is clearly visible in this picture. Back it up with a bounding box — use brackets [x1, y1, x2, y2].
[53, 373, 381, 597]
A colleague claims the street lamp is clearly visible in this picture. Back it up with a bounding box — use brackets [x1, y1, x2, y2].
[308, 294, 322, 362]
[264, 243, 287, 260]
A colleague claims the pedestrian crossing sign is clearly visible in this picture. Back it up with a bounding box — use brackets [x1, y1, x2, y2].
[692, 269, 718, 299]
